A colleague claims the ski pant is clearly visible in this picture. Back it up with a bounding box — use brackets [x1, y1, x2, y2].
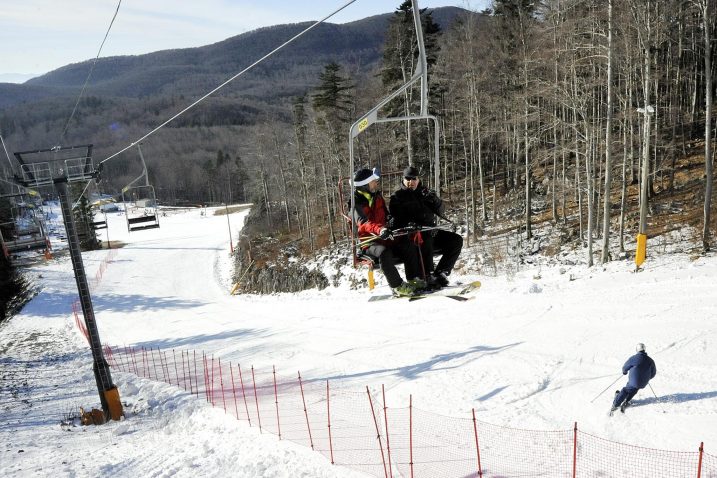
[364, 240, 419, 288]
[414, 230, 463, 279]
[613, 385, 639, 407]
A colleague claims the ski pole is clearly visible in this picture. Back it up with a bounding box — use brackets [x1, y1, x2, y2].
[648, 383, 658, 399]
[590, 375, 624, 403]
[357, 227, 422, 247]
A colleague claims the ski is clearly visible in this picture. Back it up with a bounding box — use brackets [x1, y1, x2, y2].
[408, 294, 470, 302]
[609, 390, 620, 417]
[368, 280, 481, 302]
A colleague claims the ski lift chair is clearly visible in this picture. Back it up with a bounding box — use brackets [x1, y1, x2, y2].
[121, 144, 160, 232]
[338, 170, 444, 290]
[122, 184, 160, 232]
[0, 199, 52, 259]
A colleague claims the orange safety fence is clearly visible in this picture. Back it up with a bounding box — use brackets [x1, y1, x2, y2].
[99, 344, 715, 478]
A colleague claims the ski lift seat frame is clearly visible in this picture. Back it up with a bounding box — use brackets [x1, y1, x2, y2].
[121, 144, 160, 232]
[344, 0, 441, 289]
[92, 220, 108, 230]
[122, 185, 160, 232]
[0, 194, 52, 260]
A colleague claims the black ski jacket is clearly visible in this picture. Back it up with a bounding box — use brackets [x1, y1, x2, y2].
[389, 181, 445, 228]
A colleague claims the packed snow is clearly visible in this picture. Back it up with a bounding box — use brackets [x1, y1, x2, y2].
[1, 203, 716, 477]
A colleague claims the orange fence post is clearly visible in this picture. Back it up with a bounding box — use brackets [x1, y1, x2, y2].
[238, 364, 251, 426]
[472, 408, 483, 477]
[697, 442, 704, 478]
[382, 385, 393, 478]
[193, 350, 198, 396]
[210, 356, 216, 405]
[219, 358, 227, 414]
[180, 350, 188, 391]
[573, 422, 578, 478]
[251, 366, 262, 433]
[273, 365, 281, 439]
[298, 372, 314, 450]
[152, 348, 160, 382]
[367, 386, 389, 478]
[409, 395, 414, 478]
[172, 349, 179, 387]
[327, 380, 335, 464]
[229, 363, 239, 420]
[157, 347, 172, 385]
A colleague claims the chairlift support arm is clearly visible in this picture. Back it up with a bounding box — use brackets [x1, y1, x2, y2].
[347, 0, 439, 267]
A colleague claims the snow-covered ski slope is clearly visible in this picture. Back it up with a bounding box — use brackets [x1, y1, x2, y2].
[2, 204, 717, 477]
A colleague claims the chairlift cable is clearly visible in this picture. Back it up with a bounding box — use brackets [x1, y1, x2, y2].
[71, 179, 97, 211]
[0, 133, 14, 172]
[58, 0, 123, 144]
[99, 0, 359, 166]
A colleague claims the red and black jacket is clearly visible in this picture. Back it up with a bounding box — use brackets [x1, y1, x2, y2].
[352, 189, 389, 242]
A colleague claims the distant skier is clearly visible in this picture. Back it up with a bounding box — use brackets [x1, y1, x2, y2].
[611, 343, 657, 413]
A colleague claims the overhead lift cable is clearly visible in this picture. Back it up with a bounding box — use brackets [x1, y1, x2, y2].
[59, 0, 123, 143]
[99, 0, 358, 166]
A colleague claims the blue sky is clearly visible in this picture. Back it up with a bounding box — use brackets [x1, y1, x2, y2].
[0, 0, 489, 80]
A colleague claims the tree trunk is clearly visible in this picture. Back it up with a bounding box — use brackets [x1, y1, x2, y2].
[601, 0, 615, 263]
[702, 0, 713, 251]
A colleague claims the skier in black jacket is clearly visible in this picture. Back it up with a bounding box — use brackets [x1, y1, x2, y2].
[389, 166, 463, 288]
[611, 343, 657, 413]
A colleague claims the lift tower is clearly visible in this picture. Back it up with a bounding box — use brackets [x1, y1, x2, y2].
[12, 144, 122, 421]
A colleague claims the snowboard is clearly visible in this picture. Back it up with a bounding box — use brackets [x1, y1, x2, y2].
[368, 280, 482, 302]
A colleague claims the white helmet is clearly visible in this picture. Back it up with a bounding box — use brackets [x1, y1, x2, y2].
[636, 343, 646, 352]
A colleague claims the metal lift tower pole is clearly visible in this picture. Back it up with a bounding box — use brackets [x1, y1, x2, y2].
[55, 177, 116, 416]
[13, 144, 122, 421]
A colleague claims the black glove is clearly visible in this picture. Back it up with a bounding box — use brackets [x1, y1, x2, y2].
[450, 222, 457, 233]
[379, 227, 393, 240]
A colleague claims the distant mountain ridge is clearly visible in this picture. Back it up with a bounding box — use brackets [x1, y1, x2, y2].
[4, 7, 466, 105]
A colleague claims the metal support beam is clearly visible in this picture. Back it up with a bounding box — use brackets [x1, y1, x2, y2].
[55, 177, 116, 417]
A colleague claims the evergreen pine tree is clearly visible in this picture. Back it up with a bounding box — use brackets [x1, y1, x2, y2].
[72, 190, 100, 251]
[311, 61, 354, 144]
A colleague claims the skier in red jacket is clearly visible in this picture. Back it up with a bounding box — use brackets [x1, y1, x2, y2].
[352, 167, 420, 297]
